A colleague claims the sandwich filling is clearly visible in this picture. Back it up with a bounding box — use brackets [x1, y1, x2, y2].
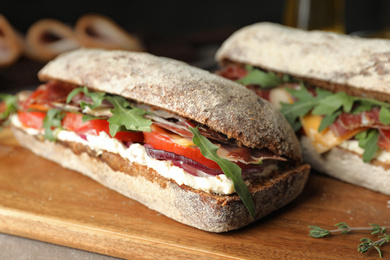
[218, 64, 390, 164]
[1, 80, 290, 217]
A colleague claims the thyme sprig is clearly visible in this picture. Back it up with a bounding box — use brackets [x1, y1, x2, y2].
[309, 223, 390, 258]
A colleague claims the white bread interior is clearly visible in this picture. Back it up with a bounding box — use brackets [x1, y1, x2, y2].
[300, 136, 390, 195]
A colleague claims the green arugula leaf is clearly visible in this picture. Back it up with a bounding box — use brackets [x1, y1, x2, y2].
[43, 109, 65, 141]
[315, 88, 333, 99]
[237, 65, 285, 88]
[312, 92, 354, 116]
[189, 126, 256, 218]
[318, 111, 341, 132]
[81, 114, 106, 122]
[105, 95, 152, 137]
[379, 106, 390, 125]
[280, 86, 319, 131]
[352, 100, 375, 114]
[355, 129, 380, 162]
[66, 86, 105, 110]
[0, 93, 17, 120]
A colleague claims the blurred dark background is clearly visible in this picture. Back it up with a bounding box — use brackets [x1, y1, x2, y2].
[2, 0, 390, 92]
[3, 0, 390, 37]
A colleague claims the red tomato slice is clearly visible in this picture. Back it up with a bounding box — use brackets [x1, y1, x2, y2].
[144, 125, 220, 170]
[18, 111, 46, 129]
[62, 112, 144, 143]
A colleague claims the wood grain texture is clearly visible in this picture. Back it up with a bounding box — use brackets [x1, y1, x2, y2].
[0, 127, 389, 259]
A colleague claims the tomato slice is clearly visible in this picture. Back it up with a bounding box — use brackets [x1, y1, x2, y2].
[144, 125, 220, 170]
[62, 112, 144, 143]
[18, 111, 46, 129]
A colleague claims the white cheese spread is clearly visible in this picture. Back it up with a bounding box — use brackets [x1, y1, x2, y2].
[338, 140, 390, 164]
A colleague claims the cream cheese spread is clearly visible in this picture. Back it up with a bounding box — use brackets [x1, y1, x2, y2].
[339, 140, 390, 164]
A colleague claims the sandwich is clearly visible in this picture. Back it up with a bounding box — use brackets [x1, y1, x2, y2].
[2, 48, 310, 232]
[215, 22, 390, 195]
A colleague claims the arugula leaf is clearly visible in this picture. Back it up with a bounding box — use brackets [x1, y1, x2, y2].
[355, 129, 380, 162]
[105, 95, 152, 137]
[352, 100, 375, 114]
[81, 114, 106, 122]
[43, 109, 65, 141]
[0, 93, 17, 120]
[189, 126, 256, 218]
[280, 86, 319, 131]
[312, 92, 354, 116]
[66, 86, 106, 110]
[318, 111, 341, 132]
[237, 65, 286, 88]
[379, 107, 390, 125]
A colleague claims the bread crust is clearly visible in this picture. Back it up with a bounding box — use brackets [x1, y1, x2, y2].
[11, 126, 310, 232]
[37, 49, 301, 161]
[216, 22, 390, 103]
[300, 136, 390, 195]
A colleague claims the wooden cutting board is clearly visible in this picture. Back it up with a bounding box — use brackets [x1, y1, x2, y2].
[0, 127, 389, 259]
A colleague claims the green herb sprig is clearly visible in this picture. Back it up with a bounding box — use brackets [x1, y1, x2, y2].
[309, 223, 390, 258]
[189, 126, 256, 218]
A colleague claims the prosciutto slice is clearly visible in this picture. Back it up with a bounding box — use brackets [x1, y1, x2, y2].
[330, 108, 390, 137]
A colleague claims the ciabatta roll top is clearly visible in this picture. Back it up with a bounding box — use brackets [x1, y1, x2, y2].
[38, 49, 301, 162]
[216, 22, 390, 103]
